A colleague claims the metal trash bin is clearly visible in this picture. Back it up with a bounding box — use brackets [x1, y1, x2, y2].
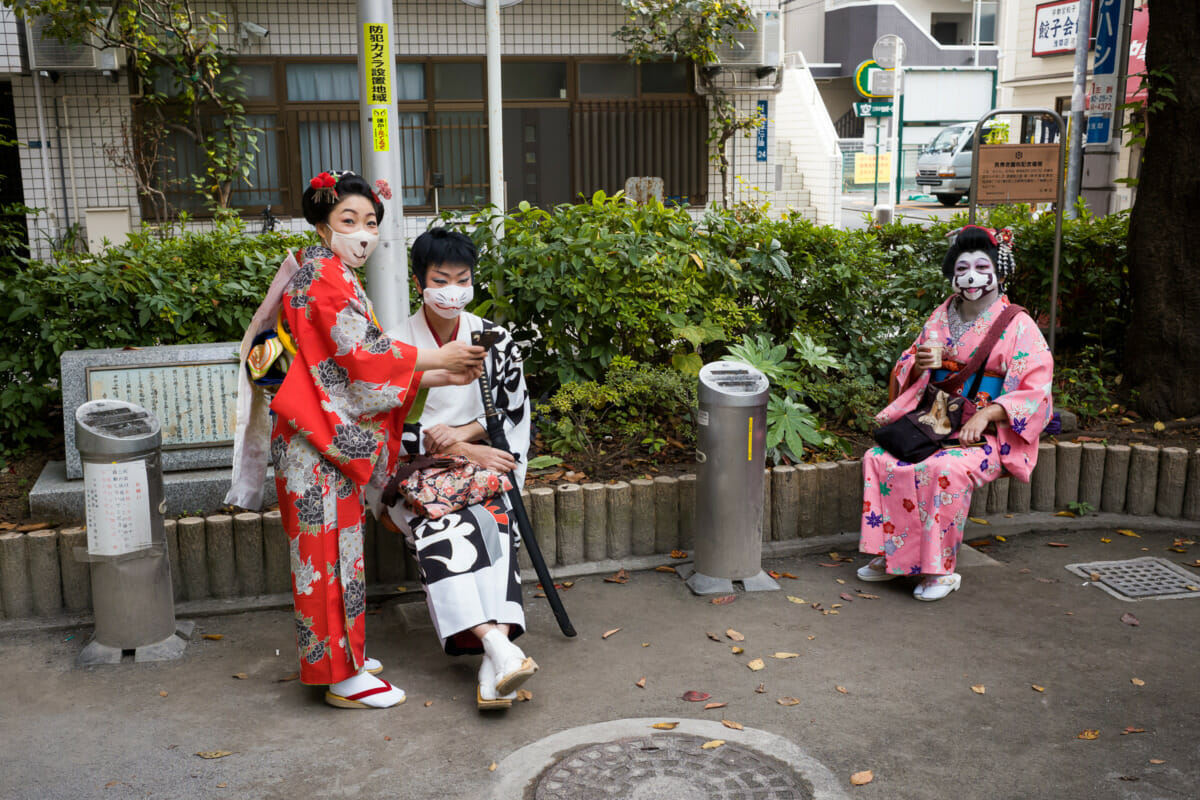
[75, 399, 191, 665]
[682, 362, 780, 595]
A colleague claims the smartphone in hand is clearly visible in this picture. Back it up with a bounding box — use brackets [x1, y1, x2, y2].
[471, 329, 504, 350]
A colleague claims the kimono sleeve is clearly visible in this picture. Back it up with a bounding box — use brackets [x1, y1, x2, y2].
[490, 326, 532, 488]
[285, 253, 422, 425]
[875, 311, 945, 426]
[992, 312, 1054, 482]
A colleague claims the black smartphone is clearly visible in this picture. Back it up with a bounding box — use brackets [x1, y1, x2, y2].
[471, 329, 504, 350]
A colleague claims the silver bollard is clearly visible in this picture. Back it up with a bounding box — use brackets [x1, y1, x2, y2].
[680, 362, 779, 595]
[75, 399, 191, 665]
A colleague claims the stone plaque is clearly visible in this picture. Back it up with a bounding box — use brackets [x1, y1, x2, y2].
[62, 343, 241, 479]
[86, 361, 238, 449]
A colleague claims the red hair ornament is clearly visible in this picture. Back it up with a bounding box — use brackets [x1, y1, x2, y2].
[309, 171, 339, 204]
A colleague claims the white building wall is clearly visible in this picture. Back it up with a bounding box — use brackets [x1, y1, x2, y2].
[3, 0, 833, 256]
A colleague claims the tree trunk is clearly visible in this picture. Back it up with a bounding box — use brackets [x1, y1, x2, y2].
[1125, 0, 1200, 418]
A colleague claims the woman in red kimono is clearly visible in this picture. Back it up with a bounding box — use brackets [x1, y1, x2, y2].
[270, 171, 484, 709]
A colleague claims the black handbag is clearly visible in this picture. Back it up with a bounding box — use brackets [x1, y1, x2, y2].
[873, 304, 1024, 462]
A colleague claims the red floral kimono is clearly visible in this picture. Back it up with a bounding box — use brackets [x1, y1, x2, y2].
[270, 245, 420, 685]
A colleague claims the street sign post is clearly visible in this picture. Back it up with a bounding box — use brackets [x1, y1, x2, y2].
[869, 35, 904, 219]
[1086, 0, 1125, 145]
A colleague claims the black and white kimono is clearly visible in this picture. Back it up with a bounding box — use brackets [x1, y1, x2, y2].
[378, 309, 531, 655]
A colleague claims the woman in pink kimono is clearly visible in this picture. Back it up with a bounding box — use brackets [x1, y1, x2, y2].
[857, 226, 1053, 601]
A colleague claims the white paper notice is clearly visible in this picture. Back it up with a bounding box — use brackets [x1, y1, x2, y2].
[83, 460, 152, 555]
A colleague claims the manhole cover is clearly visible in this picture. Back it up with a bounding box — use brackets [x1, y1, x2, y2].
[1065, 557, 1200, 601]
[530, 733, 814, 800]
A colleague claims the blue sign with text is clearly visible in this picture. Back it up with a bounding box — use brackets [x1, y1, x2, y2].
[756, 100, 768, 162]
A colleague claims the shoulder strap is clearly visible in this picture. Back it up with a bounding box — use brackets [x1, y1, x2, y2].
[934, 303, 1026, 394]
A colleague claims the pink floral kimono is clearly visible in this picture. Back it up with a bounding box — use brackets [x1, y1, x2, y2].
[859, 294, 1053, 576]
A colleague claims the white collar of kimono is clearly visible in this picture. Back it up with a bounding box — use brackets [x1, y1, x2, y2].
[953, 249, 998, 307]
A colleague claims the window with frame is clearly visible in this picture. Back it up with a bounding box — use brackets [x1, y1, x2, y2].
[147, 57, 705, 219]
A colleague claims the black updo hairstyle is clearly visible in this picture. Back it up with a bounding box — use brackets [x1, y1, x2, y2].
[941, 225, 1000, 279]
[301, 171, 385, 227]
[410, 227, 478, 287]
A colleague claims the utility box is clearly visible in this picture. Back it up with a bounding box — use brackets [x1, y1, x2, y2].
[75, 399, 190, 665]
[682, 362, 779, 595]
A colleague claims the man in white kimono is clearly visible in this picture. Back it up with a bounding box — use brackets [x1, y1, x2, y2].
[378, 227, 536, 710]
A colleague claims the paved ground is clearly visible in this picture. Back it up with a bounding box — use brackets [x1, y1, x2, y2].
[841, 192, 966, 229]
[5, 521, 1200, 799]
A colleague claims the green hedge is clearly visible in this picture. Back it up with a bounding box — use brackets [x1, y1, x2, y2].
[0, 200, 1129, 456]
[0, 218, 311, 453]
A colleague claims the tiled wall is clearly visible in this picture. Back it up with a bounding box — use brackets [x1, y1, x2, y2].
[2, 0, 797, 257]
[0, 9, 21, 73]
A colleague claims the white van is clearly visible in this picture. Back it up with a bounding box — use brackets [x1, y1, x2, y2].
[915, 122, 995, 207]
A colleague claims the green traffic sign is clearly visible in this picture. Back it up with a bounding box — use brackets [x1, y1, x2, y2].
[853, 101, 894, 118]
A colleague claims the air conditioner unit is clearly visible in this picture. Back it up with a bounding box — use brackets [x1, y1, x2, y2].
[24, 13, 123, 72]
[712, 9, 782, 69]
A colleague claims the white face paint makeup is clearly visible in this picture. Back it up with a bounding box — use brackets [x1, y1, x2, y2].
[953, 250, 997, 303]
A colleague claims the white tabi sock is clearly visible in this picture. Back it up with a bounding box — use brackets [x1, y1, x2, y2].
[481, 629, 526, 676]
[328, 670, 406, 708]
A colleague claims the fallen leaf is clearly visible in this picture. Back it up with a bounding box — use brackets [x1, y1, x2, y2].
[1150, 759, 1165, 764]
[780, 572, 799, 579]
[1047, 542, 1070, 548]
[15, 522, 51, 532]
[850, 770, 874, 786]
[832, 604, 843, 609]
[1018, 568, 1032, 574]
[488, 762, 497, 772]
[1120, 612, 1140, 627]
[276, 672, 300, 683]
[969, 517, 989, 525]
[777, 697, 801, 706]
[704, 701, 727, 709]
[839, 592, 855, 602]
[771, 652, 800, 659]
[835, 578, 846, 585]
[832, 685, 850, 695]
[604, 569, 630, 584]
[216, 783, 227, 789]
[1032, 685, 1045, 692]
[652, 722, 680, 730]
[682, 690, 712, 702]
[1054, 511, 1077, 518]
[706, 632, 721, 642]
[196, 751, 234, 759]
[731, 646, 744, 655]
[104, 781, 121, 788]
[817, 563, 842, 567]
[424, 700, 433, 707]
[1117, 529, 1141, 538]
[768, 570, 781, 579]
[1090, 572, 1102, 581]
[643, 642, 650, 647]
[786, 596, 807, 604]
[232, 673, 248, 680]
[516, 689, 532, 702]
[1100, 538, 1112, 543]
[159, 690, 168, 697]
[1153, 421, 1166, 432]
[201, 634, 224, 641]
[721, 719, 744, 731]
[755, 683, 766, 693]
[855, 591, 880, 600]
[636, 678, 646, 688]
[807, 635, 815, 640]
[711, 595, 737, 605]
[383, 736, 392, 741]
[1131, 678, 1145, 686]
[971, 685, 986, 695]
[1187, 585, 1200, 592]
[747, 658, 765, 671]
[670, 549, 688, 559]
[726, 628, 744, 642]
[602, 628, 621, 639]
[995, 535, 1007, 542]
[1035, 577, 1055, 584]
[655, 565, 677, 573]
[700, 740, 725, 750]
[562, 581, 574, 589]
[1077, 729, 1100, 740]
[1121, 727, 1147, 735]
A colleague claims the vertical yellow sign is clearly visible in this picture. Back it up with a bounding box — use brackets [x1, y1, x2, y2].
[371, 108, 389, 152]
[363, 23, 392, 105]
[747, 417, 753, 461]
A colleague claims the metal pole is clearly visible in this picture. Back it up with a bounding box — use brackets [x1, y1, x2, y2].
[973, 0, 981, 67]
[968, 107, 1064, 354]
[887, 52, 903, 211]
[1064, 0, 1092, 220]
[30, 72, 58, 242]
[485, 0, 506, 304]
[358, 0, 408, 329]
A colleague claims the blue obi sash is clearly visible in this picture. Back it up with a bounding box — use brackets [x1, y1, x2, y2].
[932, 369, 1004, 402]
